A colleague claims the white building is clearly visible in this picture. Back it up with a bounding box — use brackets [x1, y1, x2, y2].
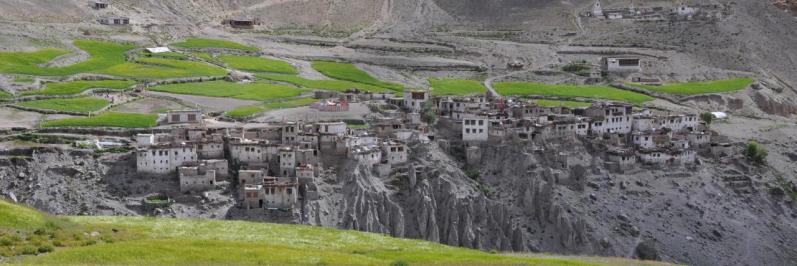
[404, 90, 430, 113]
[165, 110, 202, 124]
[136, 144, 197, 174]
[462, 116, 489, 142]
[601, 57, 641, 73]
[381, 141, 408, 165]
[178, 165, 216, 193]
[278, 147, 296, 177]
[673, 3, 698, 16]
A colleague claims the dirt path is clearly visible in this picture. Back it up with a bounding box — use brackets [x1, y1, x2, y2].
[483, 69, 535, 98]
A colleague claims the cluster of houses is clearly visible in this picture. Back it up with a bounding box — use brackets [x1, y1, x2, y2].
[588, 0, 726, 21]
[432, 93, 722, 172]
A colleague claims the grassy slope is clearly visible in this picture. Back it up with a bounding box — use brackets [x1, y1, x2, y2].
[171, 38, 259, 51]
[102, 57, 227, 79]
[0, 201, 664, 266]
[258, 73, 389, 93]
[22, 80, 137, 95]
[0, 90, 11, 98]
[429, 78, 487, 96]
[225, 98, 317, 119]
[495, 82, 653, 104]
[219, 55, 297, 74]
[312, 61, 404, 91]
[633, 78, 754, 96]
[41, 112, 158, 128]
[19, 97, 110, 113]
[149, 80, 304, 101]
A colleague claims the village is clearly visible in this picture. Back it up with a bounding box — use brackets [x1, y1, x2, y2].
[131, 78, 723, 216]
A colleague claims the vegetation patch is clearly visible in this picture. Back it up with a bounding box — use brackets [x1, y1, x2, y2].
[495, 82, 653, 104]
[101, 57, 227, 79]
[312, 61, 404, 91]
[429, 78, 487, 96]
[141, 51, 188, 60]
[632, 78, 754, 96]
[225, 98, 316, 119]
[19, 97, 110, 113]
[0, 90, 11, 98]
[171, 38, 259, 52]
[23, 80, 136, 96]
[42, 112, 158, 128]
[535, 99, 592, 108]
[219, 55, 297, 74]
[257, 74, 389, 93]
[149, 80, 304, 101]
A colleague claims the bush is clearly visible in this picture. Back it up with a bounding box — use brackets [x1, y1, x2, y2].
[20, 245, 38, 255]
[391, 261, 409, 266]
[700, 112, 713, 125]
[0, 236, 13, 246]
[562, 62, 590, 73]
[744, 141, 768, 165]
[37, 244, 54, 253]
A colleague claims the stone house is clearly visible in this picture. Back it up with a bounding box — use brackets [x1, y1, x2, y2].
[178, 165, 216, 193]
[165, 110, 203, 124]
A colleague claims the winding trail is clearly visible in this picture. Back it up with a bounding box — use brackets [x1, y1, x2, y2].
[483, 69, 535, 98]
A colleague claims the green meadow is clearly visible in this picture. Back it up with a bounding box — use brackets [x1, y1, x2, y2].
[257, 73, 390, 93]
[149, 80, 304, 101]
[171, 38, 259, 52]
[0, 200, 665, 266]
[632, 77, 754, 96]
[219, 55, 298, 74]
[225, 98, 317, 119]
[312, 61, 404, 91]
[41, 112, 158, 128]
[429, 78, 487, 96]
[495, 82, 653, 104]
[22, 80, 136, 95]
[18, 97, 110, 113]
[100, 57, 227, 79]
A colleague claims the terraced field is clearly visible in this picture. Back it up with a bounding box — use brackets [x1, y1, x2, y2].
[312, 61, 404, 91]
[18, 97, 110, 113]
[225, 98, 317, 119]
[429, 78, 487, 96]
[22, 80, 136, 96]
[495, 82, 653, 104]
[219, 55, 297, 74]
[632, 78, 754, 96]
[41, 112, 158, 128]
[171, 38, 259, 52]
[149, 80, 304, 101]
[257, 74, 389, 93]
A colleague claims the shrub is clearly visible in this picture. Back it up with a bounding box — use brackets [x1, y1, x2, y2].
[20, 245, 38, 255]
[0, 236, 13, 246]
[562, 62, 590, 73]
[744, 141, 768, 165]
[391, 261, 409, 266]
[37, 244, 54, 253]
[700, 112, 713, 125]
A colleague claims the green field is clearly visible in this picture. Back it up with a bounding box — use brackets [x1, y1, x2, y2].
[171, 38, 259, 52]
[632, 78, 754, 96]
[0, 200, 662, 265]
[41, 112, 158, 128]
[225, 98, 317, 119]
[0, 90, 11, 98]
[429, 78, 487, 96]
[219, 55, 297, 74]
[149, 80, 304, 101]
[535, 99, 592, 108]
[0, 40, 228, 79]
[257, 73, 390, 93]
[312, 61, 404, 91]
[142, 51, 189, 60]
[22, 80, 136, 95]
[495, 82, 653, 104]
[101, 57, 227, 79]
[19, 97, 110, 113]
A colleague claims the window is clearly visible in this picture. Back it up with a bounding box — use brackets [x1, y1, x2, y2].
[171, 114, 180, 122]
[478, 120, 484, 126]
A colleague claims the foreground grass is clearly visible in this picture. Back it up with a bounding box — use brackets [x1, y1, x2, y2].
[312, 61, 404, 91]
[42, 112, 158, 128]
[171, 38, 259, 52]
[632, 77, 754, 96]
[258, 73, 390, 93]
[1, 201, 659, 265]
[18, 97, 109, 113]
[495, 82, 653, 104]
[219, 55, 297, 74]
[535, 99, 592, 108]
[22, 80, 136, 95]
[225, 98, 317, 119]
[150, 80, 304, 101]
[429, 78, 487, 96]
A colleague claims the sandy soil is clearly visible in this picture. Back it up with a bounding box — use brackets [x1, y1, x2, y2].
[110, 97, 192, 114]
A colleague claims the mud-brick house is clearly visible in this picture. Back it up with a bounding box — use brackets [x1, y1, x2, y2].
[89, 1, 108, 9]
[165, 110, 203, 124]
[98, 16, 129, 25]
[178, 165, 216, 193]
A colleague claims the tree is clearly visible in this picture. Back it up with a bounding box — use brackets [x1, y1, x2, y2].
[421, 101, 436, 124]
[744, 141, 768, 165]
[700, 112, 714, 125]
